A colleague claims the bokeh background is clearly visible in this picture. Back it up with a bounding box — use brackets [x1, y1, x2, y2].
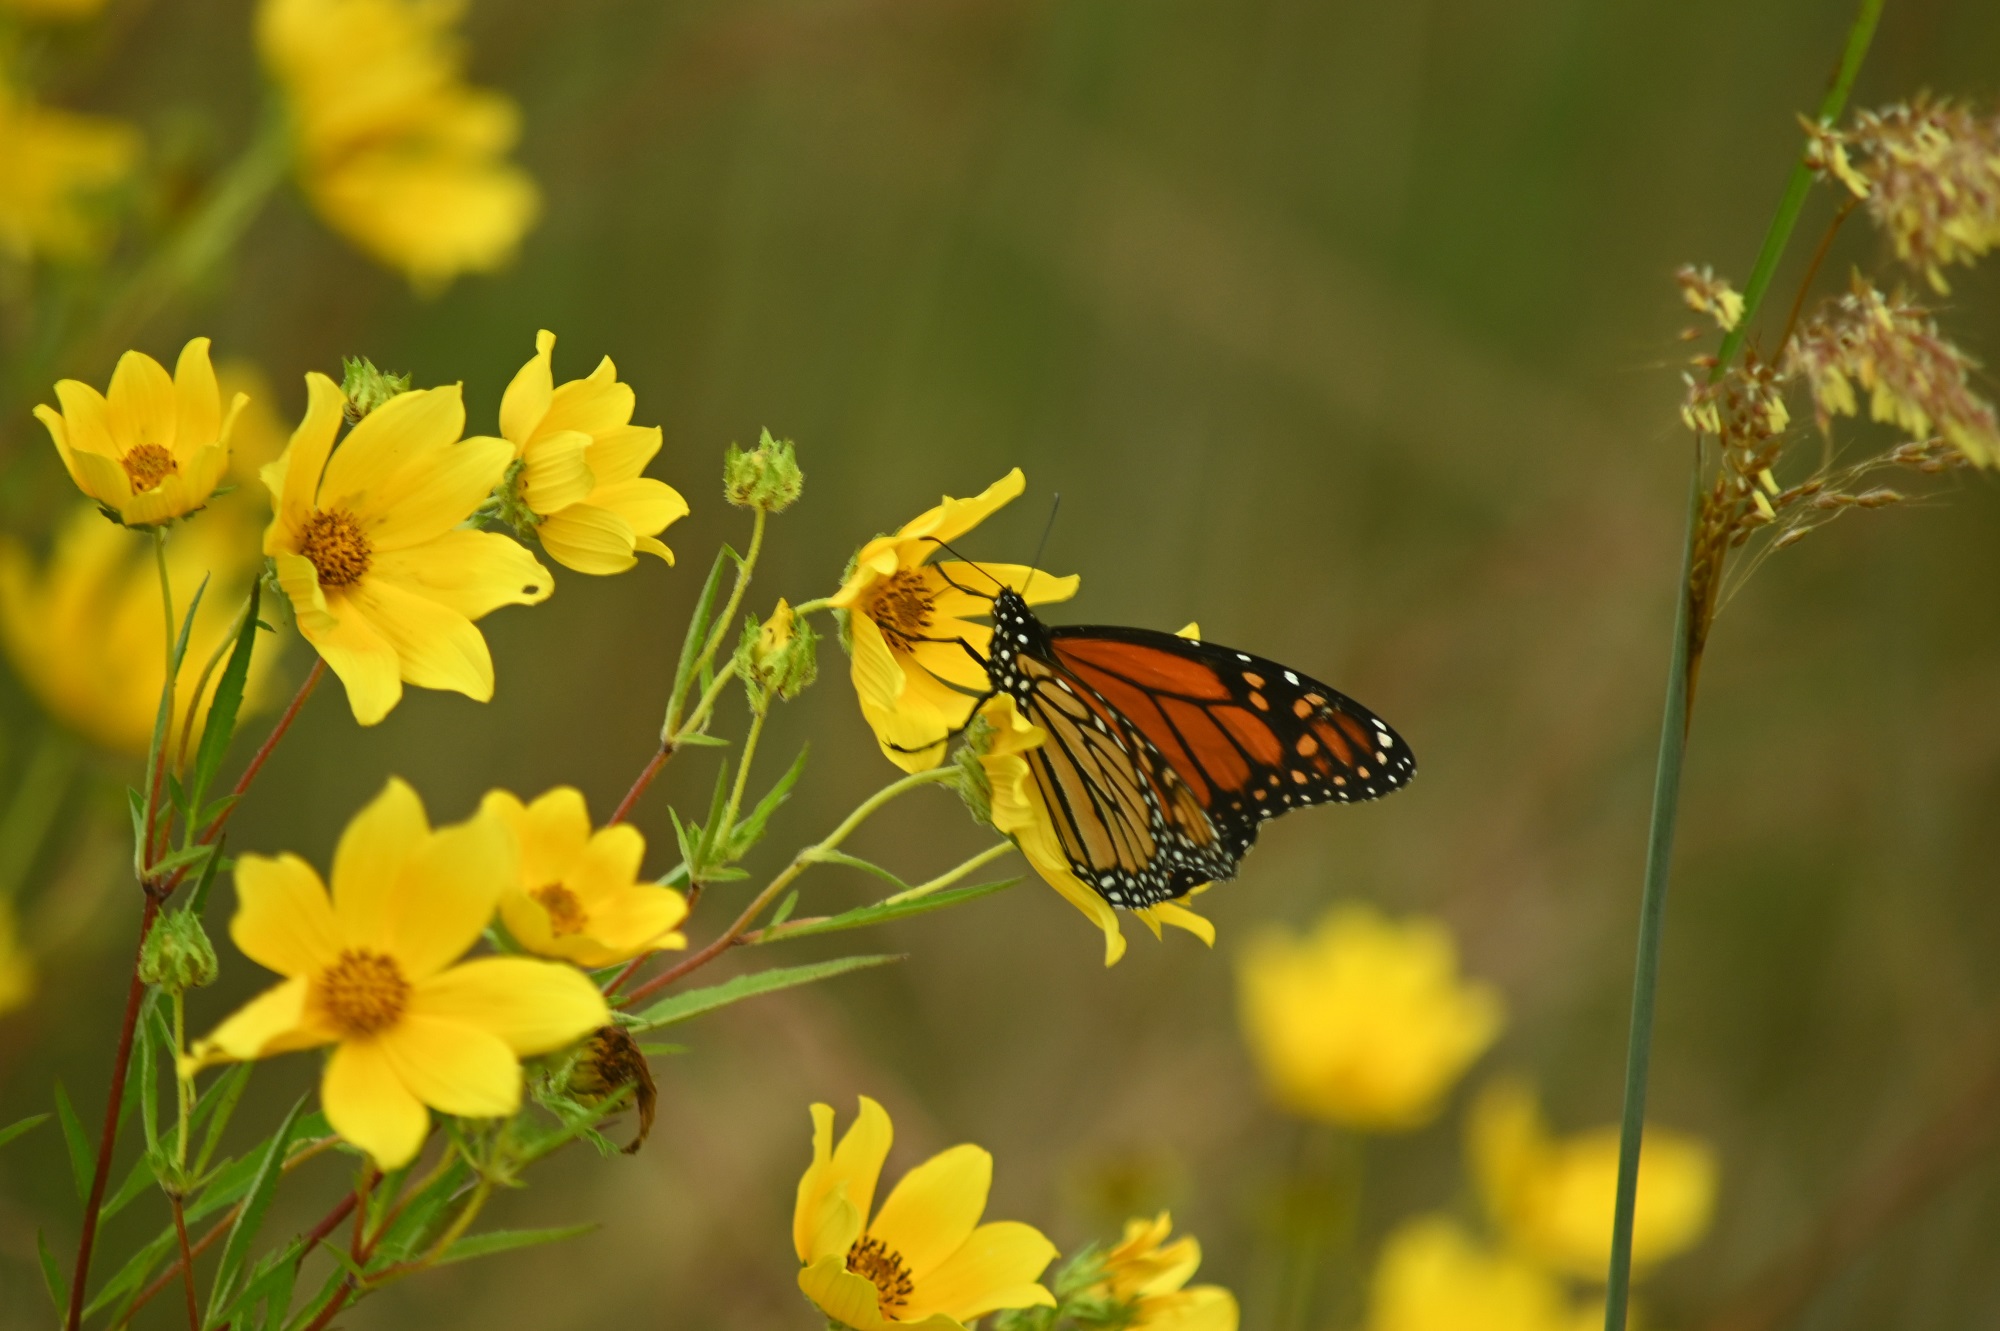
[3, 0, 1999, 1326]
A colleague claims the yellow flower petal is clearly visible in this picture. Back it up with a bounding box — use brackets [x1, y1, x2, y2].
[173, 338, 223, 460]
[535, 503, 642, 575]
[870, 1144, 991, 1279]
[230, 852, 342, 977]
[369, 528, 554, 620]
[541, 356, 635, 438]
[105, 349, 176, 456]
[795, 1097, 893, 1263]
[189, 976, 333, 1066]
[317, 383, 457, 523]
[588, 476, 686, 540]
[408, 956, 607, 1055]
[901, 1220, 1058, 1322]
[347, 578, 495, 701]
[570, 821, 644, 904]
[798, 1255, 899, 1331]
[329, 777, 428, 945]
[363, 431, 516, 552]
[383, 813, 511, 980]
[1139, 1285, 1240, 1331]
[488, 786, 586, 886]
[264, 373, 346, 542]
[522, 430, 595, 514]
[499, 328, 555, 449]
[922, 468, 1026, 547]
[321, 1037, 429, 1168]
[379, 1014, 521, 1118]
[581, 424, 662, 484]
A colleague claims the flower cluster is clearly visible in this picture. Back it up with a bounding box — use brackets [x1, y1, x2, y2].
[0, 71, 138, 261]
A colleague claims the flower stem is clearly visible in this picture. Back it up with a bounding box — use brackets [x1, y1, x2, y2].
[170, 1196, 200, 1331]
[663, 508, 765, 739]
[1601, 5, 1884, 1328]
[608, 742, 672, 828]
[880, 840, 1014, 905]
[140, 528, 178, 877]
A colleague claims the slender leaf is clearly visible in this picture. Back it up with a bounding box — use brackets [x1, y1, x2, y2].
[0, 1112, 48, 1150]
[258, 1244, 301, 1331]
[725, 743, 809, 859]
[629, 954, 901, 1032]
[148, 842, 216, 879]
[207, 1094, 308, 1322]
[55, 1081, 93, 1200]
[370, 1158, 470, 1262]
[437, 1224, 599, 1266]
[194, 1061, 255, 1175]
[667, 807, 697, 878]
[767, 889, 800, 930]
[126, 784, 147, 849]
[87, 1226, 173, 1318]
[670, 731, 729, 748]
[170, 574, 211, 672]
[102, 1151, 157, 1221]
[137, 997, 168, 1157]
[188, 834, 228, 914]
[761, 878, 1019, 944]
[38, 1228, 66, 1313]
[190, 580, 261, 818]
[214, 1235, 305, 1326]
[694, 758, 732, 867]
[670, 546, 733, 713]
[808, 849, 914, 892]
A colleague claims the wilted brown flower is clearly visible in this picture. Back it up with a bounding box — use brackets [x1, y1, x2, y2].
[567, 1025, 657, 1154]
[1814, 96, 2000, 293]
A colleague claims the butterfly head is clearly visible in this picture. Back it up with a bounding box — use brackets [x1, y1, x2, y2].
[984, 588, 1050, 700]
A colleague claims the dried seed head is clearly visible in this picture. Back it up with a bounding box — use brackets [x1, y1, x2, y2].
[1817, 97, 2000, 293]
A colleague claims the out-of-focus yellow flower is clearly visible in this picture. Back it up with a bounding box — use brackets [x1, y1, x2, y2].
[1365, 1215, 1596, 1331]
[794, 1095, 1058, 1330]
[0, 504, 278, 756]
[216, 360, 293, 487]
[1084, 1213, 1238, 1331]
[974, 695, 1213, 967]
[1469, 1077, 1718, 1282]
[0, 77, 136, 260]
[34, 339, 244, 528]
[480, 786, 687, 967]
[831, 468, 1077, 772]
[188, 778, 607, 1168]
[258, 0, 539, 288]
[261, 373, 552, 725]
[497, 330, 687, 575]
[1236, 903, 1502, 1130]
[0, 899, 34, 1018]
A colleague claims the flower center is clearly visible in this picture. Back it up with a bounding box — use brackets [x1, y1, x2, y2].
[866, 570, 935, 653]
[317, 949, 409, 1037]
[531, 883, 588, 937]
[846, 1235, 915, 1316]
[299, 508, 372, 588]
[121, 443, 178, 492]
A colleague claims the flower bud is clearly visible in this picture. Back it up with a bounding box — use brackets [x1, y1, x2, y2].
[138, 909, 218, 994]
[566, 1025, 657, 1154]
[735, 599, 819, 704]
[340, 356, 413, 422]
[951, 711, 1000, 828]
[722, 429, 804, 512]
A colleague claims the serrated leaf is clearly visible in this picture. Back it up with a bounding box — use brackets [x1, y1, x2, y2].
[437, 1224, 599, 1266]
[190, 581, 261, 822]
[55, 1081, 93, 1200]
[207, 1094, 308, 1322]
[760, 878, 1018, 944]
[629, 954, 900, 1032]
[38, 1228, 66, 1313]
[725, 743, 809, 860]
[0, 1112, 48, 1150]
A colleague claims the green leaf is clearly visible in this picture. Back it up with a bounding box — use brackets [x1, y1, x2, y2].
[257, 1242, 301, 1331]
[725, 744, 809, 860]
[669, 731, 729, 748]
[148, 842, 217, 880]
[213, 1235, 305, 1326]
[436, 1224, 598, 1266]
[807, 849, 914, 892]
[767, 890, 800, 930]
[37, 1228, 66, 1314]
[206, 1094, 307, 1322]
[55, 1081, 93, 1200]
[629, 954, 901, 1032]
[670, 546, 733, 715]
[170, 573, 212, 672]
[188, 834, 228, 914]
[694, 758, 732, 867]
[126, 785, 147, 851]
[190, 581, 261, 821]
[137, 997, 166, 1157]
[102, 1151, 157, 1221]
[0, 1112, 48, 1150]
[193, 1061, 255, 1175]
[85, 1225, 173, 1317]
[760, 878, 1019, 944]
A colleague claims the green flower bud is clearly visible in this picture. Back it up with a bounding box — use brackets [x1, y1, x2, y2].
[952, 712, 1000, 828]
[139, 909, 217, 994]
[340, 356, 413, 422]
[735, 599, 820, 704]
[722, 429, 804, 512]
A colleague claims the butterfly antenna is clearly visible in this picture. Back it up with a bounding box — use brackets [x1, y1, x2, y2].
[1022, 493, 1061, 599]
[924, 538, 1005, 597]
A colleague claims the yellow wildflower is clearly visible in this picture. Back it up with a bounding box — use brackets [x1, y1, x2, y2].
[0, 504, 278, 756]
[258, 0, 539, 287]
[188, 778, 607, 1168]
[1083, 1213, 1238, 1331]
[794, 1095, 1058, 1330]
[34, 338, 244, 528]
[1365, 1215, 1596, 1331]
[1236, 903, 1502, 1130]
[0, 77, 136, 260]
[831, 468, 1077, 772]
[480, 786, 688, 967]
[1469, 1077, 1717, 1282]
[497, 330, 688, 574]
[976, 694, 1213, 966]
[0, 899, 34, 1019]
[261, 372, 552, 725]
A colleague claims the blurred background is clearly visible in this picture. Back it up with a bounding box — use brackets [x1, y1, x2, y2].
[2, 0, 1998, 1326]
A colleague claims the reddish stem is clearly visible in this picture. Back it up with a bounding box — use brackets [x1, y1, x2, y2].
[170, 1197, 200, 1331]
[620, 885, 768, 1008]
[66, 893, 162, 1331]
[299, 1282, 353, 1331]
[608, 741, 673, 826]
[602, 954, 650, 996]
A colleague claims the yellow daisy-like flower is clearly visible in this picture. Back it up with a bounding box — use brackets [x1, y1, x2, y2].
[1469, 1077, 1718, 1282]
[188, 778, 607, 1168]
[497, 330, 688, 575]
[794, 1095, 1058, 1330]
[976, 695, 1213, 967]
[1085, 1214, 1239, 1331]
[0, 504, 279, 757]
[830, 468, 1078, 773]
[1365, 1215, 1597, 1331]
[261, 373, 552, 725]
[0, 76, 136, 260]
[0, 898, 34, 1019]
[34, 338, 244, 528]
[258, 0, 539, 288]
[480, 786, 689, 967]
[1236, 903, 1502, 1131]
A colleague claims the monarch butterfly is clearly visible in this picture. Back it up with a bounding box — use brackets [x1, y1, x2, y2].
[968, 585, 1416, 908]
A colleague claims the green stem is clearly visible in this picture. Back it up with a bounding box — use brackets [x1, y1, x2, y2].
[881, 840, 1014, 905]
[138, 527, 176, 877]
[715, 702, 769, 849]
[1601, 5, 1884, 1328]
[664, 508, 765, 739]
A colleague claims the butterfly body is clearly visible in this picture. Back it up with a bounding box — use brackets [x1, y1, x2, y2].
[984, 589, 1414, 908]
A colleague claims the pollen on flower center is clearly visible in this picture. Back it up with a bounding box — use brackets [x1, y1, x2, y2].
[317, 949, 409, 1037]
[531, 883, 588, 936]
[299, 508, 372, 587]
[846, 1235, 915, 1315]
[121, 443, 178, 492]
[867, 570, 935, 652]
